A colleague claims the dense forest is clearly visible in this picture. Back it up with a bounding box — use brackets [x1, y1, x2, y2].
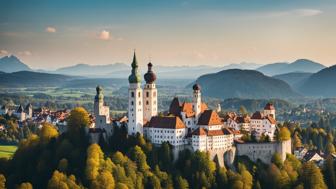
[0, 107, 335, 189]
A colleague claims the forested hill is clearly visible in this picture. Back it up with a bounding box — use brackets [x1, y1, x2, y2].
[0, 71, 75, 87]
[191, 69, 300, 99]
[298, 65, 336, 97]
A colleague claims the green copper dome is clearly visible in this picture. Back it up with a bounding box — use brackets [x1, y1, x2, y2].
[128, 52, 141, 83]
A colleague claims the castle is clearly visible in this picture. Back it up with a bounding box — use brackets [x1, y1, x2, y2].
[90, 52, 291, 164]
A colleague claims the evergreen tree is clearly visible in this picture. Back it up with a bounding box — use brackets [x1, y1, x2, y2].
[323, 156, 336, 189]
[299, 162, 327, 189]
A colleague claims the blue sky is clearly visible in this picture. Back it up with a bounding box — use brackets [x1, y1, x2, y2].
[0, 0, 335, 69]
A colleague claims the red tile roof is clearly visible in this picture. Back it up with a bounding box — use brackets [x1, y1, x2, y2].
[197, 110, 222, 125]
[148, 116, 186, 129]
[168, 97, 208, 118]
[266, 115, 276, 124]
[264, 103, 275, 110]
[251, 111, 263, 119]
[192, 127, 207, 136]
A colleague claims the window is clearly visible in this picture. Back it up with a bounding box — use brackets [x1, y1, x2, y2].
[131, 101, 134, 105]
[146, 100, 149, 105]
[139, 101, 141, 105]
[131, 92, 134, 97]
[146, 92, 149, 97]
[138, 92, 141, 97]
[153, 92, 156, 97]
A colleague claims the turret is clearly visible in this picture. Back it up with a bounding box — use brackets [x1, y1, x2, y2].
[192, 83, 202, 121]
[264, 102, 275, 119]
[94, 85, 104, 115]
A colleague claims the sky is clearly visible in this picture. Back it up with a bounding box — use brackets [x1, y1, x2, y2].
[0, 0, 336, 69]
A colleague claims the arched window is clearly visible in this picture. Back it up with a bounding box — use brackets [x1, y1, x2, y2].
[146, 91, 149, 97]
[131, 92, 134, 97]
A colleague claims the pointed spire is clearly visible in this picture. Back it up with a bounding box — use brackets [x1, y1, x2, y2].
[131, 50, 138, 69]
[128, 50, 141, 83]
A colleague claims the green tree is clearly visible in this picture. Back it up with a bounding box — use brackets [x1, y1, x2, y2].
[47, 170, 82, 189]
[67, 107, 90, 133]
[277, 127, 291, 141]
[326, 142, 335, 154]
[86, 144, 105, 181]
[17, 182, 33, 189]
[0, 174, 5, 189]
[91, 170, 115, 189]
[39, 123, 58, 143]
[323, 156, 336, 189]
[175, 176, 189, 189]
[293, 132, 302, 149]
[129, 145, 150, 173]
[299, 162, 327, 189]
[271, 153, 283, 168]
[116, 183, 128, 189]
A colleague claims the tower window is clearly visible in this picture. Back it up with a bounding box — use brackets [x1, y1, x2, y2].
[138, 92, 141, 97]
[131, 101, 134, 105]
[131, 92, 134, 97]
[146, 92, 149, 97]
[146, 101, 149, 105]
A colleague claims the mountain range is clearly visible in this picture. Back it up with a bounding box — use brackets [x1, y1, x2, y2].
[256, 59, 325, 76]
[1, 55, 335, 98]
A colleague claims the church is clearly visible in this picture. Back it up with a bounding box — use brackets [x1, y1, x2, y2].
[126, 52, 234, 154]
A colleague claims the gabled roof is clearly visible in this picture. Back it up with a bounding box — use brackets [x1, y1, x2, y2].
[148, 116, 186, 129]
[303, 150, 324, 162]
[266, 115, 276, 124]
[17, 105, 24, 113]
[192, 127, 207, 136]
[251, 111, 263, 119]
[25, 103, 32, 111]
[169, 97, 181, 116]
[198, 110, 222, 125]
[236, 115, 250, 124]
[181, 102, 195, 118]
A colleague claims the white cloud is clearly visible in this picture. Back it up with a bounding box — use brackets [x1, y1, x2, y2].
[98, 30, 111, 40]
[45, 27, 56, 33]
[294, 9, 323, 17]
[269, 9, 323, 17]
[19, 51, 32, 56]
[0, 50, 8, 55]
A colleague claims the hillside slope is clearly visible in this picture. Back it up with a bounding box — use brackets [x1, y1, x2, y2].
[191, 69, 300, 99]
[298, 65, 336, 97]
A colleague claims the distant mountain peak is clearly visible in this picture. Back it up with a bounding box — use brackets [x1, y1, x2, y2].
[257, 58, 325, 76]
[0, 54, 31, 73]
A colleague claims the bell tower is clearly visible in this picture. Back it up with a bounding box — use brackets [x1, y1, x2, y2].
[143, 62, 158, 121]
[128, 51, 143, 135]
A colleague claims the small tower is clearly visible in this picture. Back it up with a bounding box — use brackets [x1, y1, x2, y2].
[94, 85, 110, 127]
[192, 84, 202, 121]
[264, 102, 275, 119]
[128, 52, 144, 135]
[143, 62, 158, 122]
[25, 103, 33, 119]
[94, 85, 104, 116]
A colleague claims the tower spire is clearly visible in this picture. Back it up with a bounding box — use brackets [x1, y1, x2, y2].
[128, 51, 141, 83]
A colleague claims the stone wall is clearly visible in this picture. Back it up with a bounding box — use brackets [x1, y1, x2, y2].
[236, 139, 291, 163]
